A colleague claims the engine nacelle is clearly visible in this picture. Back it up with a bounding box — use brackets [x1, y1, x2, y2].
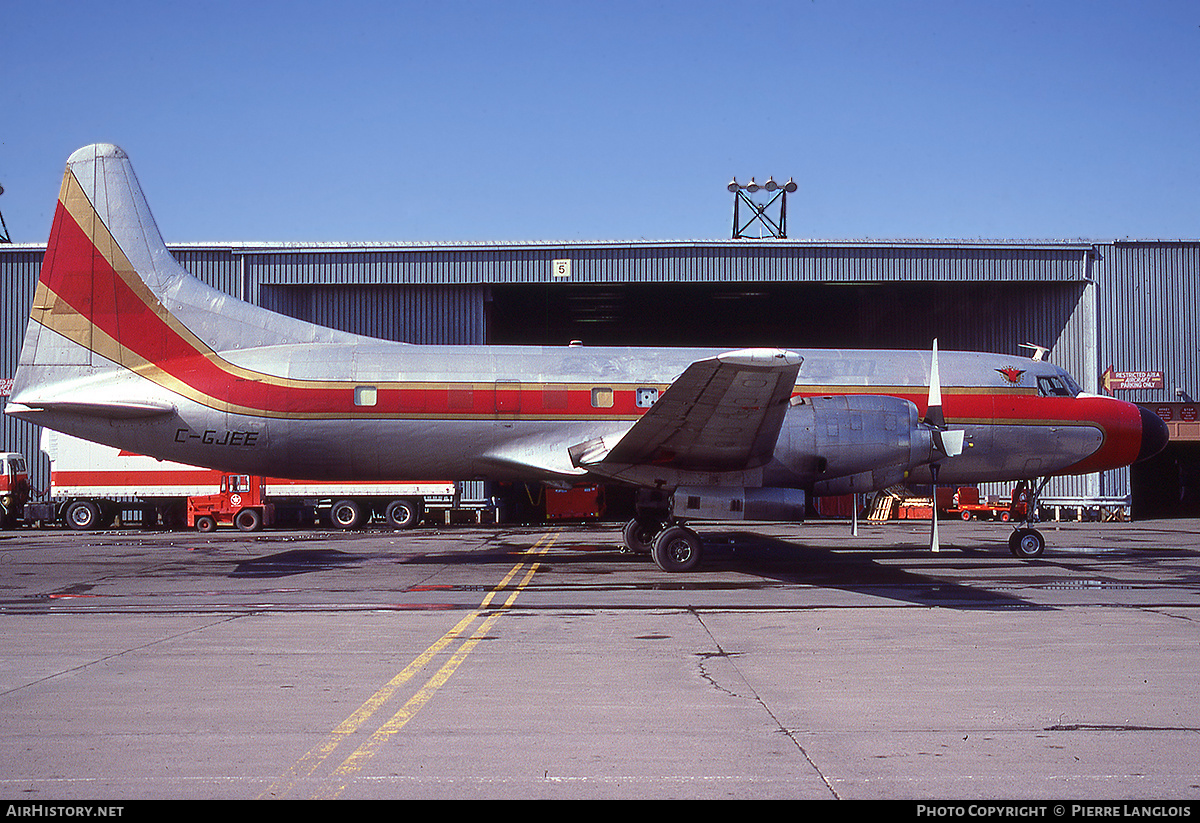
[775, 395, 940, 495]
[671, 486, 807, 522]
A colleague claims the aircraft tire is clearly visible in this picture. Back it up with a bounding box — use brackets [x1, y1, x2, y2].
[621, 518, 658, 554]
[651, 525, 702, 572]
[385, 499, 420, 529]
[1009, 528, 1045, 560]
[234, 508, 263, 532]
[330, 499, 362, 530]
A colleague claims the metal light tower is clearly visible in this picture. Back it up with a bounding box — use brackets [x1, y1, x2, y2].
[728, 176, 797, 239]
[0, 184, 11, 244]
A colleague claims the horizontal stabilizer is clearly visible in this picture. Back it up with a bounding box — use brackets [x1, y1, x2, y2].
[6, 399, 176, 419]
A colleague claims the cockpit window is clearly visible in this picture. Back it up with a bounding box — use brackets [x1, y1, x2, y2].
[1061, 372, 1082, 396]
[1037, 375, 1073, 397]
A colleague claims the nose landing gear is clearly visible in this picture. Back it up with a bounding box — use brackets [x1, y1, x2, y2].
[1008, 477, 1050, 560]
[1008, 527, 1046, 559]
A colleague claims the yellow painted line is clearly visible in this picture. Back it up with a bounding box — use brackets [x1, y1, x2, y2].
[259, 529, 557, 800]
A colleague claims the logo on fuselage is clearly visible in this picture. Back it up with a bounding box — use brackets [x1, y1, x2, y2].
[996, 367, 1026, 385]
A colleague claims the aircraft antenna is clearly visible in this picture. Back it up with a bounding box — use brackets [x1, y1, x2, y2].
[727, 177, 797, 239]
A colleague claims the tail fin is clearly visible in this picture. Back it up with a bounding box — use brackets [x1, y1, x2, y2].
[9, 143, 359, 412]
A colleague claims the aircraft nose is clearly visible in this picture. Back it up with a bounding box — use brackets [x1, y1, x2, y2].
[1136, 405, 1170, 463]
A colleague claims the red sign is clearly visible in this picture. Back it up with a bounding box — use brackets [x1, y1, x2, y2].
[1101, 366, 1164, 393]
[1182, 407, 1198, 422]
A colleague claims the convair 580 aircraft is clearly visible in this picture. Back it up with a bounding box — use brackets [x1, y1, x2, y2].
[6, 144, 1169, 569]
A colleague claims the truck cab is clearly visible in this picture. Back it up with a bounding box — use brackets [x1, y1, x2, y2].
[1, 453, 30, 529]
[187, 474, 274, 532]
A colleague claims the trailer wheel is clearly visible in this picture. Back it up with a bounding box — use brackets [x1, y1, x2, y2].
[195, 515, 217, 533]
[65, 500, 101, 530]
[385, 499, 420, 529]
[234, 508, 263, 532]
[330, 499, 362, 529]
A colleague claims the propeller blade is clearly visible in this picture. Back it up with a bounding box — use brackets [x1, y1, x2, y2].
[924, 339, 945, 429]
[930, 462, 941, 553]
[923, 340, 956, 553]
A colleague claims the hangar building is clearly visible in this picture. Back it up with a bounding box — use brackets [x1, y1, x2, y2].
[2, 237, 1198, 519]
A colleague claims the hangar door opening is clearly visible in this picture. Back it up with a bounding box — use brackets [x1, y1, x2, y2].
[486, 281, 1084, 355]
[1131, 443, 1200, 519]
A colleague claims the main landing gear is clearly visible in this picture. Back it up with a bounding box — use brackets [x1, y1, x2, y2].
[622, 517, 703, 572]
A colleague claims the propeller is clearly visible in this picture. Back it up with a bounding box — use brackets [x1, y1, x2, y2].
[923, 340, 965, 552]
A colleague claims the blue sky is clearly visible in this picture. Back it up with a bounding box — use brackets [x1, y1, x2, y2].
[3, 0, 1198, 244]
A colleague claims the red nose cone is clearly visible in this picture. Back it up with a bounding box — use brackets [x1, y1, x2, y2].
[1060, 397, 1165, 475]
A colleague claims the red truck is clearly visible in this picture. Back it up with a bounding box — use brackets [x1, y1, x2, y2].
[1, 452, 30, 529]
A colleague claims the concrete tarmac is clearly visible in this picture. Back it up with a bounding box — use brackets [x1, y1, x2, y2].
[1, 518, 1198, 800]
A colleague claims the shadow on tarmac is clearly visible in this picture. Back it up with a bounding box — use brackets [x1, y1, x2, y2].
[231, 548, 365, 578]
[692, 530, 1050, 610]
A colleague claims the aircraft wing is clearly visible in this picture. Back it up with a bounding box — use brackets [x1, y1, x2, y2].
[570, 348, 802, 477]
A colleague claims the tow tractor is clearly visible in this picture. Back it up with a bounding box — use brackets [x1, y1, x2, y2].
[187, 474, 275, 532]
[943, 481, 1031, 523]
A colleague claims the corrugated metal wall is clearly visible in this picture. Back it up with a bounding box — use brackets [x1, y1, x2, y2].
[241, 240, 1092, 285]
[1090, 241, 1200, 507]
[260, 284, 487, 344]
[1, 247, 43, 492]
[1097, 242, 1200, 405]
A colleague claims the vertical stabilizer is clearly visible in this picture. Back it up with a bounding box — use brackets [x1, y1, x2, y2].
[10, 143, 362, 409]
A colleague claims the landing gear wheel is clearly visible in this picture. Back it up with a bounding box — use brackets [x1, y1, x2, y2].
[651, 525, 702, 572]
[329, 499, 362, 530]
[621, 518, 660, 554]
[234, 508, 263, 532]
[1009, 528, 1045, 560]
[385, 499, 420, 529]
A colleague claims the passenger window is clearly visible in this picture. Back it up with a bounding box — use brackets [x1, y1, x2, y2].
[591, 387, 614, 408]
[354, 386, 378, 407]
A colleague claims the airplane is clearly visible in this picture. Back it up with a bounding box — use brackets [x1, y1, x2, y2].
[6, 144, 1170, 570]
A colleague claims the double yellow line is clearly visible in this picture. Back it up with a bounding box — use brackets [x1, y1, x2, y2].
[259, 529, 559, 799]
